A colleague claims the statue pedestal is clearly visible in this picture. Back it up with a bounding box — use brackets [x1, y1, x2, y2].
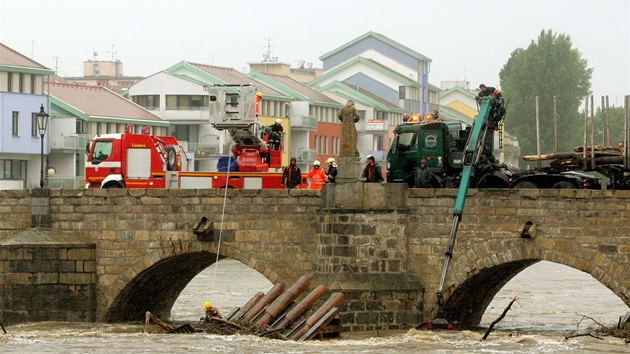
[322, 156, 406, 210]
[335, 156, 361, 184]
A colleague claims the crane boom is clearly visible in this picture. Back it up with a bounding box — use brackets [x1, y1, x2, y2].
[433, 96, 505, 327]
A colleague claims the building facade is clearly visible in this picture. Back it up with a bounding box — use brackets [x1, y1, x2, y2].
[0, 43, 54, 189]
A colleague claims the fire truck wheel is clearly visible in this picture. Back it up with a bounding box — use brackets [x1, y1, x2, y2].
[103, 181, 124, 189]
[166, 146, 177, 171]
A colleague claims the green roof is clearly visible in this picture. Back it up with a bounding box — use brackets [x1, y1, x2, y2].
[308, 57, 421, 88]
[317, 80, 406, 113]
[319, 31, 431, 63]
[438, 85, 477, 99]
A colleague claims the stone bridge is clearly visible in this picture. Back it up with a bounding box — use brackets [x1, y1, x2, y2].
[1, 185, 629, 331]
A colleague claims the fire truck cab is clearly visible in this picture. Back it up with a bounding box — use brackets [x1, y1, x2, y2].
[86, 125, 186, 189]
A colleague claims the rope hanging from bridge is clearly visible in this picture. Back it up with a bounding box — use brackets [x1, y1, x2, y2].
[209, 131, 233, 294]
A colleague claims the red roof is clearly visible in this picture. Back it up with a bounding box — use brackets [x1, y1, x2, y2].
[48, 82, 165, 122]
[0, 43, 50, 69]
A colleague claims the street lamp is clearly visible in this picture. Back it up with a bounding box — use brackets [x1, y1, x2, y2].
[36, 104, 49, 188]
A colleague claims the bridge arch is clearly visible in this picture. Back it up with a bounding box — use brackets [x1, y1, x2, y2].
[438, 238, 630, 327]
[101, 243, 284, 322]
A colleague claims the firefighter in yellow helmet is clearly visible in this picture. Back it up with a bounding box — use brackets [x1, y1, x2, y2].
[203, 301, 221, 321]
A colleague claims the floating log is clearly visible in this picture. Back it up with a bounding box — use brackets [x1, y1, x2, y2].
[146, 311, 174, 331]
[243, 283, 285, 321]
[255, 275, 310, 327]
[272, 284, 327, 330]
[288, 292, 345, 341]
[226, 291, 264, 321]
[298, 307, 339, 341]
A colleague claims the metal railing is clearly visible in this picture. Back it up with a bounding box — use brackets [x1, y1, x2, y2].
[296, 148, 317, 161]
[50, 134, 91, 151]
[47, 176, 85, 189]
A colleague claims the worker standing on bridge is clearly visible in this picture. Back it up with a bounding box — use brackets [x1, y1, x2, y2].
[415, 159, 434, 188]
[361, 155, 383, 183]
[203, 301, 221, 321]
[326, 157, 337, 184]
[269, 119, 283, 150]
[281, 157, 302, 189]
[307, 160, 327, 190]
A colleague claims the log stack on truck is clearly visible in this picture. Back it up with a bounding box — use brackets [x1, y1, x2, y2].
[386, 99, 601, 190]
[85, 84, 307, 189]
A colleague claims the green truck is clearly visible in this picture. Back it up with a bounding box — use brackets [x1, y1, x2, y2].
[386, 107, 601, 190]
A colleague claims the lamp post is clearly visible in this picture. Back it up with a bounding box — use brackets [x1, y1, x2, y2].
[36, 104, 49, 188]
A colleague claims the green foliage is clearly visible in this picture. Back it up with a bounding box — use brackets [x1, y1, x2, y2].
[500, 29, 592, 157]
[592, 106, 627, 147]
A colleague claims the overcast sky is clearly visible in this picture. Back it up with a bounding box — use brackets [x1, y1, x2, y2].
[1, 0, 629, 105]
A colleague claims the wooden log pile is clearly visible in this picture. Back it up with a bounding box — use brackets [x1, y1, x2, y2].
[145, 275, 345, 341]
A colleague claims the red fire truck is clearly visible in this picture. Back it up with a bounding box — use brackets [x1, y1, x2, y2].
[85, 84, 307, 189]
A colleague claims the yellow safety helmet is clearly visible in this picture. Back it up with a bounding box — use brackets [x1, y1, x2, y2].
[313, 160, 321, 166]
[275, 118, 282, 124]
[204, 301, 212, 308]
[327, 157, 335, 164]
[256, 91, 263, 97]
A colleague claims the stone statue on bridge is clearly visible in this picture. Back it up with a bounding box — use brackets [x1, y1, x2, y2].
[338, 100, 360, 157]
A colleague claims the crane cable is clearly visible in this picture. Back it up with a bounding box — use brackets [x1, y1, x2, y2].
[209, 133, 232, 293]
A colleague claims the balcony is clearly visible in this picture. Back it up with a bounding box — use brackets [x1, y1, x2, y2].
[295, 148, 317, 162]
[47, 176, 85, 189]
[50, 134, 91, 152]
[289, 116, 318, 130]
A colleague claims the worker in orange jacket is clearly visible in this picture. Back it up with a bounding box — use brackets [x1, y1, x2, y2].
[307, 160, 327, 190]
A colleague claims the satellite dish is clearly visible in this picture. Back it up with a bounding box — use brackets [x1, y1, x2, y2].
[93, 52, 98, 57]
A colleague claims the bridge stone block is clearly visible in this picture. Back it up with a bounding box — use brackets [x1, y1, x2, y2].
[0, 227, 96, 325]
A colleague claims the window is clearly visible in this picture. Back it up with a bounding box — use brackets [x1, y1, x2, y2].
[12, 111, 19, 136]
[30, 74, 36, 94]
[7, 72, 13, 92]
[314, 135, 318, 152]
[31, 113, 38, 137]
[0, 160, 27, 180]
[324, 136, 329, 155]
[18, 73, 24, 93]
[399, 86, 406, 99]
[394, 132, 418, 153]
[165, 95, 209, 110]
[91, 140, 113, 162]
[133, 95, 160, 110]
[76, 119, 86, 134]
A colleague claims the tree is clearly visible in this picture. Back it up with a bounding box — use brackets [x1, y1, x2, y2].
[499, 29, 592, 157]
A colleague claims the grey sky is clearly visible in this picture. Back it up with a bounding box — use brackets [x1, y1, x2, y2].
[1, 0, 629, 105]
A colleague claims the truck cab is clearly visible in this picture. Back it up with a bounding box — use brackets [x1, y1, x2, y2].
[86, 126, 184, 189]
[387, 120, 466, 187]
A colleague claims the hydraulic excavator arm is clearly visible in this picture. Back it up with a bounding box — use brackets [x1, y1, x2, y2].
[432, 96, 504, 328]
